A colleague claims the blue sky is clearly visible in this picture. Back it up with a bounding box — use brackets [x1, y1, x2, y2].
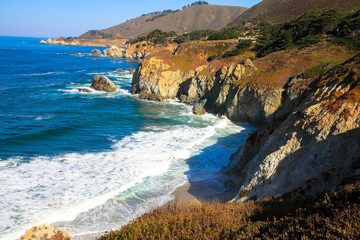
[0, 0, 262, 38]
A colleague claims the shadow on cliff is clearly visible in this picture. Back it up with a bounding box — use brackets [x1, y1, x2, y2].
[235, 126, 360, 202]
[182, 123, 255, 202]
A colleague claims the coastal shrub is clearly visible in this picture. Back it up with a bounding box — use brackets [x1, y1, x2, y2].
[303, 62, 330, 78]
[98, 182, 360, 240]
[254, 9, 346, 57]
[174, 30, 216, 43]
[131, 29, 175, 44]
[207, 53, 217, 61]
[208, 29, 240, 40]
[223, 39, 252, 58]
[332, 10, 360, 50]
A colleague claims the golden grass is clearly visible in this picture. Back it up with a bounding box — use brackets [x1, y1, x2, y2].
[98, 182, 360, 240]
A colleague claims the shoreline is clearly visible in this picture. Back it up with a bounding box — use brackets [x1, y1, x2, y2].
[71, 179, 236, 240]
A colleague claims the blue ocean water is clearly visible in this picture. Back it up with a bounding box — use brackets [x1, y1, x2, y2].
[0, 36, 254, 239]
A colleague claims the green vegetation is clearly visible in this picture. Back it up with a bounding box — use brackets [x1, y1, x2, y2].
[254, 9, 360, 57]
[130, 29, 177, 44]
[332, 10, 360, 50]
[303, 62, 330, 78]
[98, 182, 360, 240]
[207, 53, 217, 61]
[223, 39, 253, 58]
[174, 30, 215, 43]
[182, 1, 209, 9]
[207, 29, 240, 41]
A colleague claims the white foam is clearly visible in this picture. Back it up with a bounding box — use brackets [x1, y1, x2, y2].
[35, 115, 53, 121]
[0, 110, 247, 239]
[21, 71, 66, 76]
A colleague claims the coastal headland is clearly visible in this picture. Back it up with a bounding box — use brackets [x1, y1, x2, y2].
[34, 1, 360, 239]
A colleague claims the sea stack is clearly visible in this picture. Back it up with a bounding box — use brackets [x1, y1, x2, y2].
[90, 75, 117, 92]
[91, 49, 102, 56]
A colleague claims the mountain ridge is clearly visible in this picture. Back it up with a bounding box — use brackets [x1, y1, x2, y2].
[80, 5, 247, 39]
[230, 0, 360, 25]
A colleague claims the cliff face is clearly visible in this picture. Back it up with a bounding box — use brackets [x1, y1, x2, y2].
[131, 39, 359, 200]
[230, 53, 360, 201]
[132, 41, 353, 126]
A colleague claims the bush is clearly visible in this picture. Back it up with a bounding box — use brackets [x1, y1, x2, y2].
[303, 62, 330, 78]
[131, 29, 174, 45]
[208, 30, 240, 40]
[207, 53, 217, 61]
[332, 10, 360, 50]
[223, 40, 253, 58]
[174, 35, 189, 44]
[254, 9, 346, 57]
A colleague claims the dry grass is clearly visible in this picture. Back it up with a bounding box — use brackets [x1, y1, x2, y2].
[98, 182, 360, 240]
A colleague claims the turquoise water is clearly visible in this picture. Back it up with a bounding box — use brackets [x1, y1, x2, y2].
[0, 36, 254, 239]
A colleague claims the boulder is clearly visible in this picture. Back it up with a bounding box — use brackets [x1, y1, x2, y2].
[129, 67, 135, 74]
[116, 68, 125, 73]
[90, 75, 117, 92]
[40, 40, 47, 44]
[91, 49, 102, 56]
[78, 88, 91, 93]
[192, 99, 207, 115]
[244, 58, 255, 68]
[22, 223, 71, 240]
[103, 45, 124, 58]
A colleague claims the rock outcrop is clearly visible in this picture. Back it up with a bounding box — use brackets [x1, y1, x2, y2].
[91, 49, 102, 56]
[132, 42, 346, 126]
[131, 39, 359, 200]
[192, 99, 207, 115]
[103, 45, 124, 59]
[229, 53, 360, 201]
[90, 75, 117, 92]
[129, 67, 135, 74]
[22, 223, 71, 240]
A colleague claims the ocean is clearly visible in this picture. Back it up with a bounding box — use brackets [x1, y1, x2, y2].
[0, 36, 254, 239]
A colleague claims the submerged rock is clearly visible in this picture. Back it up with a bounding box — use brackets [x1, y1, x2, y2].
[78, 88, 91, 93]
[22, 223, 71, 240]
[90, 75, 117, 92]
[91, 49, 102, 56]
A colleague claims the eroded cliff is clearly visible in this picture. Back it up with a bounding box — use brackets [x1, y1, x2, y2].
[130, 38, 359, 200]
[132, 41, 353, 126]
[230, 53, 360, 201]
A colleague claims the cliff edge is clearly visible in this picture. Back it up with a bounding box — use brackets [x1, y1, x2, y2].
[131, 38, 359, 200]
[230, 53, 360, 201]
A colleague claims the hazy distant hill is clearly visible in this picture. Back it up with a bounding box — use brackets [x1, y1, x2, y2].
[229, 0, 360, 25]
[79, 5, 247, 39]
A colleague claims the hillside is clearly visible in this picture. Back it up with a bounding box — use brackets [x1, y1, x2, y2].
[229, 0, 360, 25]
[80, 5, 247, 39]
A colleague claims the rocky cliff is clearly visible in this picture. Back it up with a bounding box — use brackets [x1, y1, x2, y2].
[131, 39, 359, 200]
[40, 37, 127, 48]
[230, 53, 360, 201]
[132, 41, 353, 126]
